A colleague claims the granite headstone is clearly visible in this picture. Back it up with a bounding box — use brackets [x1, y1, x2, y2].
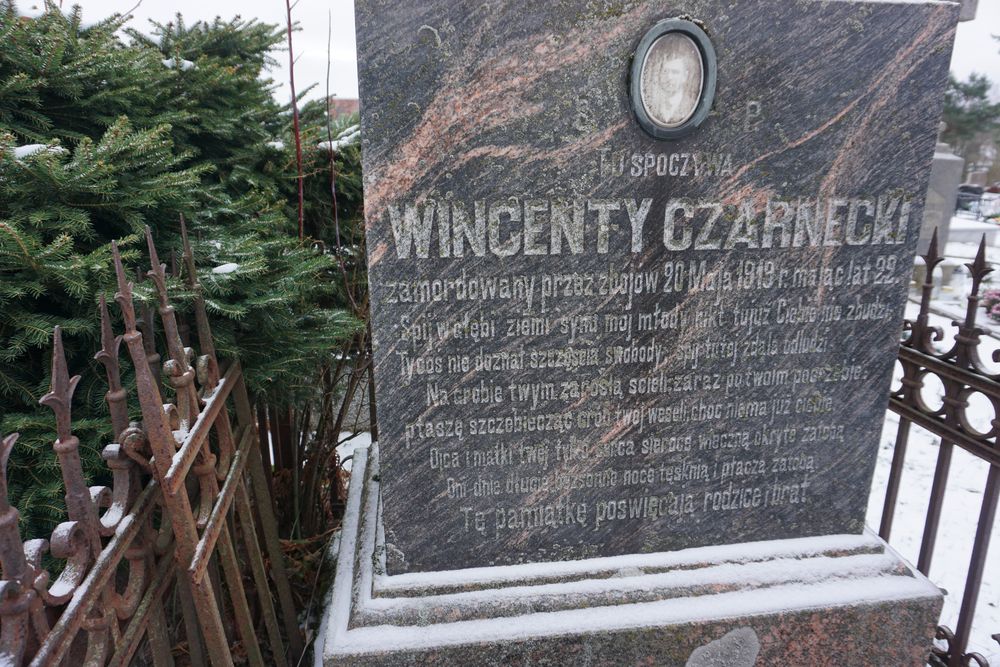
[357, 0, 958, 573]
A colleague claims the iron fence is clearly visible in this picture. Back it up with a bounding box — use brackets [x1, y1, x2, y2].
[0, 221, 302, 666]
[880, 229, 1000, 667]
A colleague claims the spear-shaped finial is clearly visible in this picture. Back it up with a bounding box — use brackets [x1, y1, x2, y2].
[922, 228, 944, 277]
[95, 295, 121, 375]
[95, 294, 129, 442]
[39, 327, 81, 443]
[180, 214, 198, 288]
[967, 234, 993, 298]
[145, 226, 169, 303]
[179, 215, 219, 372]
[180, 214, 192, 256]
[112, 241, 138, 334]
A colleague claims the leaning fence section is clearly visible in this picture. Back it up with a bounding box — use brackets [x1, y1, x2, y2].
[0, 222, 302, 666]
[880, 230, 1000, 667]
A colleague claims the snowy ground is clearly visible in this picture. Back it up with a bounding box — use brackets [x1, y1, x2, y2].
[866, 301, 1000, 661]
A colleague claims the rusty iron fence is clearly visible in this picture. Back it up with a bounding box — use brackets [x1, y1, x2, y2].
[0, 222, 303, 666]
[880, 230, 1000, 667]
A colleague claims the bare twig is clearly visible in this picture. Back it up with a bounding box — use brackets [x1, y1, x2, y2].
[286, 0, 305, 242]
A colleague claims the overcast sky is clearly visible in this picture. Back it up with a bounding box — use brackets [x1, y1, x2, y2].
[24, 0, 1000, 103]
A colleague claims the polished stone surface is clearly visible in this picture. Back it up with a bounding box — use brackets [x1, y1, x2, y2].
[321, 446, 943, 667]
[356, 0, 960, 573]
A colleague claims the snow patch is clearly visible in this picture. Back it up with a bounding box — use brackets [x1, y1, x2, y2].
[211, 263, 239, 275]
[318, 125, 360, 153]
[17, 3, 47, 18]
[266, 140, 285, 151]
[12, 144, 66, 160]
[336, 431, 372, 473]
[162, 57, 195, 71]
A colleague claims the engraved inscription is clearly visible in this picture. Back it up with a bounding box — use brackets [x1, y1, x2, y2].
[357, 0, 954, 572]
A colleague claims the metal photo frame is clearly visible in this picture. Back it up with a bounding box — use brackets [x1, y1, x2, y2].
[630, 18, 717, 140]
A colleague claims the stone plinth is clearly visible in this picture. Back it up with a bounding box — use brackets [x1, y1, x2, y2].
[321, 446, 942, 666]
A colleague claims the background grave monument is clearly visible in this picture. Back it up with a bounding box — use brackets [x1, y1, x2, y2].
[323, 1, 962, 664]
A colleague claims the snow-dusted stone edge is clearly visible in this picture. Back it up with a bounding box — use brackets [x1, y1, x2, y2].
[317, 445, 943, 666]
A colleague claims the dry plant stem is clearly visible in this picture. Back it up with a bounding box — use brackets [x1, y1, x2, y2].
[301, 337, 356, 533]
[286, 0, 305, 242]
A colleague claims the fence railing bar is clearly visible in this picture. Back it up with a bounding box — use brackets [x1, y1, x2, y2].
[215, 520, 266, 667]
[164, 366, 238, 495]
[899, 346, 1000, 397]
[234, 480, 287, 666]
[233, 370, 305, 658]
[108, 542, 176, 667]
[888, 399, 1000, 467]
[29, 481, 159, 667]
[189, 424, 253, 583]
[174, 571, 209, 666]
[880, 418, 912, 540]
[950, 466, 1000, 667]
[918, 439, 955, 574]
[143, 552, 176, 667]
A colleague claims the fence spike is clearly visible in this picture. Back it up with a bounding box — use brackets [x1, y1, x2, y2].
[40, 328, 103, 568]
[967, 234, 993, 298]
[180, 215, 219, 385]
[112, 241, 138, 334]
[40, 327, 81, 443]
[145, 227, 187, 370]
[923, 227, 944, 273]
[145, 226, 169, 302]
[95, 295, 129, 442]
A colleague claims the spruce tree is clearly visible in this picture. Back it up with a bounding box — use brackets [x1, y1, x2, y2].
[0, 2, 358, 536]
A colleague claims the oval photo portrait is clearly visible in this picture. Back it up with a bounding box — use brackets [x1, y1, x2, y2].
[639, 32, 705, 129]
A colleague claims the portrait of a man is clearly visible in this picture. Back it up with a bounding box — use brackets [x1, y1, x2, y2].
[639, 32, 705, 128]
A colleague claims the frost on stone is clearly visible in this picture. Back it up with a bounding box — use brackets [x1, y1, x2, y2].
[12, 144, 67, 160]
[317, 125, 360, 153]
[211, 263, 239, 275]
[686, 627, 761, 667]
[162, 57, 196, 71]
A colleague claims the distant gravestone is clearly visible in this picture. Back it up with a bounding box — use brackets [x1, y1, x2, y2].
[358, 0, 958, 574]
[322, 2, 959, 664]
